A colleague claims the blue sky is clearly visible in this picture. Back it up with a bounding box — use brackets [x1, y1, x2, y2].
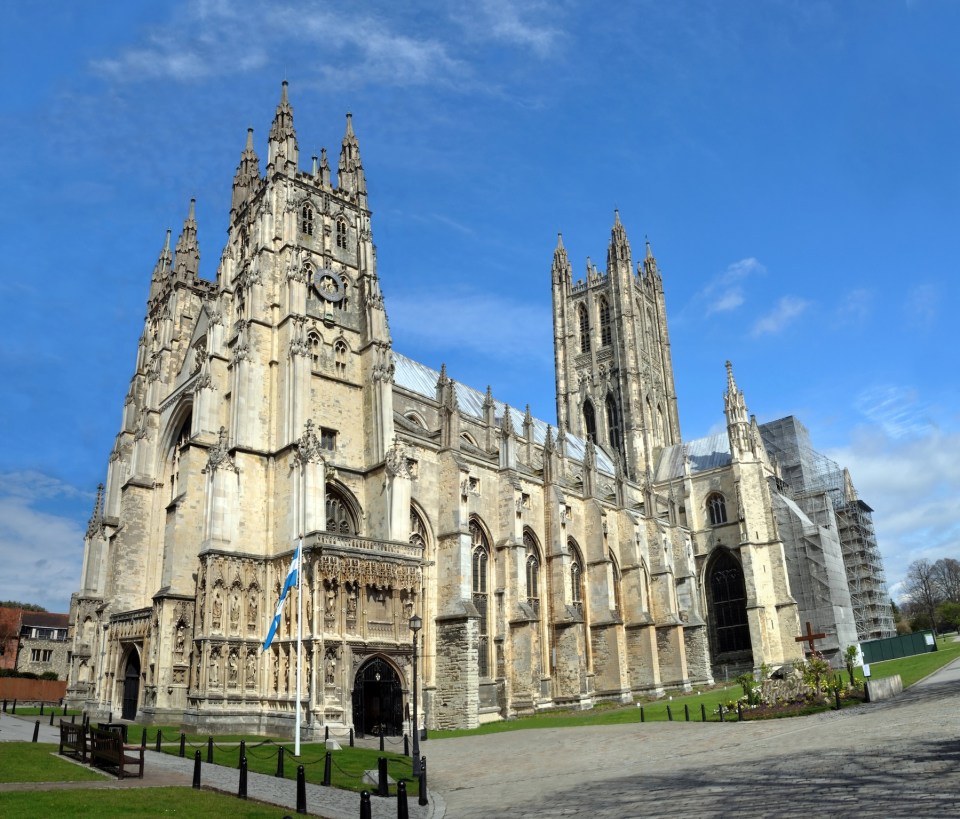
[1, 1, 958, 612]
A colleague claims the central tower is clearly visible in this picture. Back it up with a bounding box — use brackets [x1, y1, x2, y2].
[551, 213, 681, 480]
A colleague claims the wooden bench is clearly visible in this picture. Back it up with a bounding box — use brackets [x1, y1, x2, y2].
[58, 720, 87, 762]
[88, 726, 144, 778]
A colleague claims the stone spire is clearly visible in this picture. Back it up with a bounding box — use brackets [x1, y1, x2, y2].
[231, 127, 261, 213]
[149, 229, 173, 298]
[552, 232, 571, 285]
[319, 146, 331, 187]
[267, 80, 298, 176]
[337, 113, 367, 201]
[724, 361, 751, 459]
[86, 483, 105, 539]
[173, 199, 200, 280]
[642, 236, 660, 281]
[607, 209, 631, 269]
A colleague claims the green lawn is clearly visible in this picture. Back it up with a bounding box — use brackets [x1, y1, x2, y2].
[0, 787, 312, 817]
[160, 741, 419, 795]
[854, 635, 960, 688]
[0, 743, 107, 783]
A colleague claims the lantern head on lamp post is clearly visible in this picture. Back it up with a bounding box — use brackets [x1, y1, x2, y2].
[409, 613, 423, 777]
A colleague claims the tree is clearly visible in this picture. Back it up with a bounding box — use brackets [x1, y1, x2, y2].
[932, 558, 960, 603]
[937, 601, 960, 633]
[0, 601, 46, 612]
[903, 559, 943, 635]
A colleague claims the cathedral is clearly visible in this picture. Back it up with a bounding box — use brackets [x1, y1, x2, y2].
[67, 84, 890, 736]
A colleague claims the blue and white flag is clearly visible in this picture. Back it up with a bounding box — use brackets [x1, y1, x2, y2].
[262, 547, 300, 651]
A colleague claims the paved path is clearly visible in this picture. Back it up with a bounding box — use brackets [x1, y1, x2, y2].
[427, 660, 960, 818]
[0, 712, 441, 819]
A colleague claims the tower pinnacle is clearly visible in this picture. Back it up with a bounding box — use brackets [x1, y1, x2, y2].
[267, 81, 298, 175]
[173, 199, 200, 280]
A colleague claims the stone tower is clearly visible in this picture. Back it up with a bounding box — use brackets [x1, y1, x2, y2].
[552, 213, 681, 481]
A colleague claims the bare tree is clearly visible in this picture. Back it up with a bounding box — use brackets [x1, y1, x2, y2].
[904, 559, 944, 635]
[932, 558, 960, 603]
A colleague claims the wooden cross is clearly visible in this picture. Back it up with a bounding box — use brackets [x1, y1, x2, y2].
[795, 621, 826, 654]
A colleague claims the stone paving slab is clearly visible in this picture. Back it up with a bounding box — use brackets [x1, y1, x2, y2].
[426, 659, 960, 818]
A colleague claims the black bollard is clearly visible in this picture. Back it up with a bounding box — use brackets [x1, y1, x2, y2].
[404, 733, 410, 756]
[684, 704, 690, 722]
[379, 731, 385, 752]
[32, 720, 40, 742]
[296, 765, 307, 814]
[418, 757, 428, 807]
[62, 703, 67, 716]
[276, 745, 284, 778]
[193, 750, 201, 789]
[238, 740, 246, 768]
[377, 756, 388, 797]
[398, 780, 409, 819]
[640, 706, 645, 723]
[322, 752, 332, 786]
[207, 736, 214, 764]
[718, 704, 724, 723]
[737, 702, 743, 722]
[238, 756, 248, 799]
[359, 791, 372, 819]
[11, 699, 16, 714]
[2, 699, 6, 713]
[156, 729, 162, 752]
[701, 703, 707, 722]
[49, 711, 54, 726]
[835, 687, 842, 711]
[324, 725, 329, 741]
[40, 703, 44, 716]
[71, 713, 76, 724]
[141, 727, 147, 748]
[179, 732, 186, 757]
[666, 705, 673, 721]
[349, 727, 354, 747]
[108, 711, 113, 723]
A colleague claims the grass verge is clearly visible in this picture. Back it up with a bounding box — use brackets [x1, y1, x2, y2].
[0, 786, 310, 817]
[0, 743, 107, 783]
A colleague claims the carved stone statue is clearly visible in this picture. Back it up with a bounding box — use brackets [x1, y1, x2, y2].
[230, 591, 241, 630]
[247, 590, 258, 631]
[246, 651, 257, 688]
[228, 650, 239, 685]
[174, 622, 185, 656]
[212, 592, 222, 630]
[326, 653, 336, 685]
[209, 652, 220, 687]
[325, 583, 337, 616]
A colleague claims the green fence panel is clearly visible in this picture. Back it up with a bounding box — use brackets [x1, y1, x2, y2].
[861, 631, 934, 664]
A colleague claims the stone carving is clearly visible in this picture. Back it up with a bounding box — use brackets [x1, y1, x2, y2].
[294, 418, 325, 465]
[325, 649, 337, 685]
[209, 650, 220, 688]
[174, 622, 185, 657]
[325, 581, 337, 617]
[212, 591, 222, 630]
[203, 427, 238, 474]
[228, 650, 239, 686]
[230, 591, 241, 631]
[247, 590, 258, 631]
[246, 651, 257, 688]
[384, 437, 412, 479]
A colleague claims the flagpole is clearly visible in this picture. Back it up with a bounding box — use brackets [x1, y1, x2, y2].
[295, 532, 303, 757]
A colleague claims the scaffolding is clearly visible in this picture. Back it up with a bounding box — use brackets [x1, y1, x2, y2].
[760, 417, 896, 641]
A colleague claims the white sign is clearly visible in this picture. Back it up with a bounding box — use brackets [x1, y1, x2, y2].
[925, 633, 935, 647]
[862, 663, 871, 678]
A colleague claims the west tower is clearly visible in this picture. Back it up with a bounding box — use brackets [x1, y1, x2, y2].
[552, 213, 681, 480]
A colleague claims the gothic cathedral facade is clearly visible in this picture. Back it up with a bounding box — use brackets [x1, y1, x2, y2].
[67, 85, 805, 736]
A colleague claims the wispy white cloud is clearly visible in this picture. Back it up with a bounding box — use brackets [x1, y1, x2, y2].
[701, 257, 765, 316]
[826, 427, 960, 602]
[750, 295, 810, 336]
[836, 287, 873, 325]
[388, 290, 551, 363]
[461, 0, 562, 57]
[905, 283, 939, 328]
[0, 472, 88, 612]
[854, 384, 933, 439]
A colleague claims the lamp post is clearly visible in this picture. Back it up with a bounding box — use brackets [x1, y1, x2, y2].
[409, 613, 422, 777]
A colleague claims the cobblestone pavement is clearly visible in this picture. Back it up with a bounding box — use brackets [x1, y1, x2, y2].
[427, 660, 960, 818]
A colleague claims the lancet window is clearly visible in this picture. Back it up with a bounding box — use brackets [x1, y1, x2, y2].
[578, 304, 591, 353]
[523, 531, 541, 617]
[599, 298, 611, 346]
[707, 493, 728, 526]
[471, 520, 491, 678]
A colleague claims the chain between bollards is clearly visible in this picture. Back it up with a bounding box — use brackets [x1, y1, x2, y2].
[192, 749, 201, 789]
[296, 765, 307, 814]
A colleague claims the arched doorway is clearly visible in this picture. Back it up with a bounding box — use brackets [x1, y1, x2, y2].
[121, 649, 141, 721]
[706, 550, 752, 658]
[352, 657, 403, 737]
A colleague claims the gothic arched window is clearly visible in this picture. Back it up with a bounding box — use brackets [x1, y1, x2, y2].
[606, 393, 623, 457]
[169, 413, 192, 501]
[599, 298, 612, 346]
[708, 550, 751, 655]
[325, 488, 357, 535]
[578, 304, 591, 353]
[523, 531, 541, 617]
[336, 217, 348, 249]
[569, 539, 584, 613]
[334, 340, 347, 377]
[471, 519, 491, 677]
[583, 400, 597, 443]
[301, 204, 314, 236]
[611, 552, 622, 616]
[707, 493, 728, 526]
[307, 331, 322, 369]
